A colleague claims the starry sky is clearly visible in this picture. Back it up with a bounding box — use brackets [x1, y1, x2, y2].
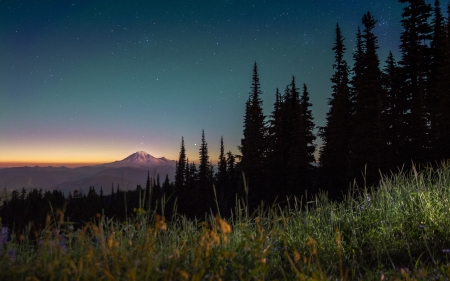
[1, 0, 407, 167]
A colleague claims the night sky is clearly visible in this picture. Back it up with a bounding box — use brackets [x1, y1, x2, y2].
[1, 0, 406, 167]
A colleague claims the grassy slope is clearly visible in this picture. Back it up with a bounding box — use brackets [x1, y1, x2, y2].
[1, 162, 450, 280]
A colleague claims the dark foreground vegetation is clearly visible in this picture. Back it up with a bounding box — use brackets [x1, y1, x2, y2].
[1, 162, 450, 280]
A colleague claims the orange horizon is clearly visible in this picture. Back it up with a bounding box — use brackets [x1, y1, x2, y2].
[0, 161, 107, 168]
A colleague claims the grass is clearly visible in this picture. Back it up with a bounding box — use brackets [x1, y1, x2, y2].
[1, 162, 450, 280]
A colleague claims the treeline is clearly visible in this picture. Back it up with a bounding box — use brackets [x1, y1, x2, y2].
[173, 133, 240, 218]
[0, 174, 174, 231]
[238, 0, 450, 203]
[172, 0, 450, 214]
[319, 0, 450, 197]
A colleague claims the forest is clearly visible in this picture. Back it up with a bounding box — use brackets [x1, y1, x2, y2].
[1, 0, 450, 229]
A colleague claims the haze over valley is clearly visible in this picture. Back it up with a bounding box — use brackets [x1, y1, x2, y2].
[0, 151, 175, 193]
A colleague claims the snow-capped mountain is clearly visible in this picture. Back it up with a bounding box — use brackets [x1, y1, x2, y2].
[99, 151, 176, 168]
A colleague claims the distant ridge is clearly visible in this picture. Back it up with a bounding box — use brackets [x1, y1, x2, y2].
[0, 151, 176, 192]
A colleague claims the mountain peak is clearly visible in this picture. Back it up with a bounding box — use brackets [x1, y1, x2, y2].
[135, 151, 150, 155]
[111, 151, 175, 168]
[125, 151, 154, 159]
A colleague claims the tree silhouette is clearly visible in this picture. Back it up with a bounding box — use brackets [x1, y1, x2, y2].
[215, 136, 228, 214]
[318, 23, 352, 199]
[435, 3, 450, 160]
[198, 130, 213, 215]
[431, 0, 450, 161]
[348, 12, 387, 187]
[382, 52, 403, 171]
[239, 62, 267, 208]
[398, 0, 433, 164]
[175, 137, 186, 191]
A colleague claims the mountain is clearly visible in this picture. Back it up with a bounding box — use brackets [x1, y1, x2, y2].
[96, 151, 176, 168]
[0, 152, 176, 193]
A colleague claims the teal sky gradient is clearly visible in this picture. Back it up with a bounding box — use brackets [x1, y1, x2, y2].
[1, 0, 406, 166]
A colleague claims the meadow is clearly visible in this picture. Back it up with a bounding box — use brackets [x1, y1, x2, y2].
[1, 162, 450, 280]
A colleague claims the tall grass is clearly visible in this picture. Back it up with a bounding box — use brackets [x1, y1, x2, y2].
[1, 162, 450, 280]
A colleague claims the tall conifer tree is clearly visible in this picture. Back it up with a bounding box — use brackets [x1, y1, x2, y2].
[174, 137, 187, 213]
[435, 3, 450, 160]
[215, 136, 229, 215]
[175, 137, 186, 191]
[349, 12, 387, 187]
[287, 84, 316, 197]
[398, 0, 433, 164]
[382, 52, 403, 170]
[281, 77, 301, 198]
[216, 136, 228, 188]
[319, 23, 352, 198]
[266, 88, 285, 197]
[198, 130, 212, 214]
[239, 62, 267, 206]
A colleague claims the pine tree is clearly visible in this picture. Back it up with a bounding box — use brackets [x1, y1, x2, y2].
[162, 174, 171, 194]
[348, 12, 387, 187]
[226, 151, 238, 192]
[239, 62, 267, 207]
[351, 27, 364, 114]
[198, 130, 212, 215]
[216, 137, 227, 185]
[430, 0, 448, 160]
[185, 160, 198, 189]
[318, 23, 352, 199]
[175, 137, 186, 191]
[300, 84, 317, 167]
[382, 52, 403, 170]
[300, 84, 317, 187]
[287, 84, 316, 197]
[398, 0, 433, 164]
[266, 88, 285, 198]
[214, 137, 228, 215]
[282, 77, 300, 196]
[435, 2, 450, 160]
[184, 157, 191, 188]
[145, 170, 151, 209]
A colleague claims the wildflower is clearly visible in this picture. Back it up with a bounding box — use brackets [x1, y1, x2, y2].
[179, 270, 189, 280]
[293, 250, 301, 263]
[419, 224, 426, 229]
[0, 227, 9, 256]
[442, 249, 450, 253]
[215, 214, 231, 234]
[209, 230, 220, 245]
[1, 227, 8, 244]
[59, 235, 68, 253]
[155, 215, 167, 232]
[133, 207, 146, 216]
[107, 235, 114, 249]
